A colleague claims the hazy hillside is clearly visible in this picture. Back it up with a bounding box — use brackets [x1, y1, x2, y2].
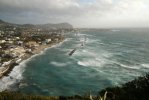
[0, 19, 73, 30]
[0, 19, 5, 24]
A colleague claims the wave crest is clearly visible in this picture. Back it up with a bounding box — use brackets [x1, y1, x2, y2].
[50, 61, 70, 67]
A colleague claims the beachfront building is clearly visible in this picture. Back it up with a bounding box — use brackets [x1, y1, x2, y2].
[7, 40, 14, 44]
[10, 46, 26, 58]
[25, 41, 39, 48]
[42, 41, 47, 45]
[16, 41, 24, 46]
[0, 40, 6, 44]
[45, 39, 51, 44]
[54, 38, 59, 42]
[16, 37, 20, 40]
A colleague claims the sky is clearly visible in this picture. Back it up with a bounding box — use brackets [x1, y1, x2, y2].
[0, 0, 149, 28]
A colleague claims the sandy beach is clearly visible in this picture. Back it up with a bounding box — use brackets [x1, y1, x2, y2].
[0, 38, 64, 79]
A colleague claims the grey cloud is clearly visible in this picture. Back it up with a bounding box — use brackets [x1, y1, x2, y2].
[0, 0, 149, 28]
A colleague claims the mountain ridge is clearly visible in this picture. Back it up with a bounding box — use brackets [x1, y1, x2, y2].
[0, 19, 73, 29]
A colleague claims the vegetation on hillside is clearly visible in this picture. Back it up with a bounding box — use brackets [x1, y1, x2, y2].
[98, 74, 149, 100]
[0, 91, 59, 100]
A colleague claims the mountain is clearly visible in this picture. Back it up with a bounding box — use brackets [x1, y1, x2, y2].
[0, 19, 9, 25]
[0, 19, 73, 30]
[0, 19, 5, 24]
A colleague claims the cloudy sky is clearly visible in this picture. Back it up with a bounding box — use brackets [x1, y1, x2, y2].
[0, 0, 149, 28]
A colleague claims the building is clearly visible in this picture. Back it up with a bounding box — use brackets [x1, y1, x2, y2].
[45, 39, 51, 43]
[25, 41, 39, 47]
[0, 40, 6, 44]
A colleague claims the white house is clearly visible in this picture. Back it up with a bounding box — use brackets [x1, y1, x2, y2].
[46, 39, 51, 43]
[0, 40, 6, 44]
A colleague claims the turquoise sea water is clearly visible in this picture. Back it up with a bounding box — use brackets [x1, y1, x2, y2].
[1, 29, 149, 96]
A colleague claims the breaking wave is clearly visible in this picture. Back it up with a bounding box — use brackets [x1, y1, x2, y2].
[0, 40, 66, 91]
[141, 64, 149, 68]
[50, 61, 70, 67]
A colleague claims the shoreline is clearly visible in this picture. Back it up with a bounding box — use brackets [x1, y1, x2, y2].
[0, 38, 64, 79]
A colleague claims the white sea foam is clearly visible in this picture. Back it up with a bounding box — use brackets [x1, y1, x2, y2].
[50, 61, 70, 67]
[116, 62, 140, 70]
[0, 41, 65, 91]
[64, 38, 72, 42]
[75, 48, 112, 62]
[77, 58, 106, 67]
[87, 39, 100, 44]
[82, 50, 96, 56]
[141, 64, 149, 68]
[101, 52, 113, 58]
[74, 49, 97, 58]
[0, 51, 45, 91]
[0, 58, 28, 91]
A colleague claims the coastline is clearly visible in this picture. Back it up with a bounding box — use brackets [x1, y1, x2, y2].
[0, 38, 64, 79]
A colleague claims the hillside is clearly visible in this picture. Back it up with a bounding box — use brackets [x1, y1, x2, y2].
[98, 74, 149, 100]
[0, 19, 5, 24]
[0, 19, 73, 30]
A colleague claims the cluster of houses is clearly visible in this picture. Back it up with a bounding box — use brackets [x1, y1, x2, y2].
[0, 26, 65, 71]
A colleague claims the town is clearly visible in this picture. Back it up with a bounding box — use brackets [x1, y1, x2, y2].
[0, 19, 73, 78]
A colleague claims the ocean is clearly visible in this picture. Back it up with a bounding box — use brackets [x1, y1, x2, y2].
[0, 28, 149, 96]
